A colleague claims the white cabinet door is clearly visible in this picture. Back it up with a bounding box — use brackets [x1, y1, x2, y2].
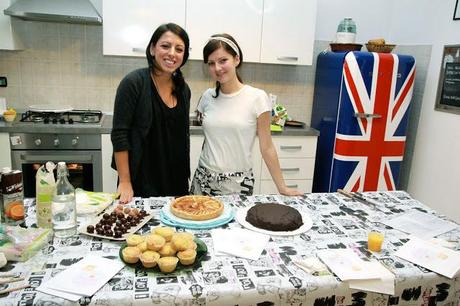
[190, 135, 204, 179]
[0, 133, 12, 168]
[101, 134, 117, 193]
[260, 179, 312, 194]
[186, 0, 263, 62]
[103, 0, 186, 57]
[260, 0, 317, 65]
[0, 0, 23, 50]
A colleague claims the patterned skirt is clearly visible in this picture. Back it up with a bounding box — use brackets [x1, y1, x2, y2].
[190, 166, 255, 196]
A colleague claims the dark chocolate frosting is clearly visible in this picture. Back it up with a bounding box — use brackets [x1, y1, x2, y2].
[245, 203, 303, 232]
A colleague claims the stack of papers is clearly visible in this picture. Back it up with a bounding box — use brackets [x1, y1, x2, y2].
[395, 236, 460, 279]
[317, 249, 394, 295]
[38, 255, 124, 301]
[212, 228, 270, 260]
[383, 210, 458, 237]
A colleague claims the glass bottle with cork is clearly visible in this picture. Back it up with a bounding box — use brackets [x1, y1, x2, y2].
[51, 162, 77, 238]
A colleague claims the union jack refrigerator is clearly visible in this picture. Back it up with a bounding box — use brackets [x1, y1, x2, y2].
[311, 51, 416, 192]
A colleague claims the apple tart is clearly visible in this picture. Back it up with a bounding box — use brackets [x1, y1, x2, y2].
[170, 195, 224, 221]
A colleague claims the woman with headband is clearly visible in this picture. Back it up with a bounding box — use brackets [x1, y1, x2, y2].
[111, 23, 191, 203]
[190, 33, 302, 196]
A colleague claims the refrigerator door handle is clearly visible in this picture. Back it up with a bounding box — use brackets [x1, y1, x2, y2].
[354, 112, 382, 119]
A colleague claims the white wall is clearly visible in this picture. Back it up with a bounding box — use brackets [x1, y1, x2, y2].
[388, 0, 435, 44]
[315, 0, 392, 43]
[404, 0, 460, 222]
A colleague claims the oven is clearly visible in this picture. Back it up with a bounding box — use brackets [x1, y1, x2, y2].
[11, 133, 102, 198]
[9, 110, 104, 198]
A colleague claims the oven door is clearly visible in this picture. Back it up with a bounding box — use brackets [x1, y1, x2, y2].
[11, 150, 102, 198]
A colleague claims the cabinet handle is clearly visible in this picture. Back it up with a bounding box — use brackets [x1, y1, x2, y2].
[354, 112, 382, 119]
[281, 167, 300, 172]
[280, 145, 302, 150]
[286, 184, 298, 188]
[132, 47, 144, 53]
[277, 56, 298, 62]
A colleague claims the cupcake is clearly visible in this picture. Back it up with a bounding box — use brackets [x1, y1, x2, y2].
[122, 246, 141, 264]
[145, 234, 166, 251]
[158, 242, 177, 257]
[153, 227, 175, 242]
[157, 256, 179, 273]
[177, 249, 197, 265]
[139, 251, 160, 268]
[171, 233, 193, 251]
[137, 241, 148, 252]
[187, 241, 197, 250]
[126, 234, 144, 246]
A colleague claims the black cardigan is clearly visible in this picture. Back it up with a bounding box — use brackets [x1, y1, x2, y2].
[111, 68, 191, 187]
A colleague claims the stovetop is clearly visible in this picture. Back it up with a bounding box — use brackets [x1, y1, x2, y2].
[20, 109, 103, 125]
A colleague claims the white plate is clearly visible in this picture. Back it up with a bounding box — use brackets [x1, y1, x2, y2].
[161, 202, 234, 226]
[29, 104, 74, 113]
[236, 205, 312, 236]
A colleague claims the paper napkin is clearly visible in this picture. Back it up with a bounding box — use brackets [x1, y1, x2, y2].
[43, 255, 124, 297]
[395, 236, 460, 279]
[347, 260, 395, 295]
[212, 228, 269, 260]
[317, 249, 382, 281]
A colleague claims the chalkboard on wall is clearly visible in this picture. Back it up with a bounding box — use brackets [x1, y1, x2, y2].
[435, 44, 460, 114]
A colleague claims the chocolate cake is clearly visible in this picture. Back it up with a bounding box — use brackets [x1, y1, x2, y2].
[245, 203, 303, 232]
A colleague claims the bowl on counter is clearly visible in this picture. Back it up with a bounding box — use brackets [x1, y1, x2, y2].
[330, 43, 363, 52]
[365, 43, 396, 53]
[3, 113, 16, 122]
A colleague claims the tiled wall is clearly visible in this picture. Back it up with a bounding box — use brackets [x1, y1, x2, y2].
[0, 21, 431, 189]
[0, 21, 319, 124]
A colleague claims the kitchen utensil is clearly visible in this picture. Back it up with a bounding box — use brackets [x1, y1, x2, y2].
[0, 284, 31, 295]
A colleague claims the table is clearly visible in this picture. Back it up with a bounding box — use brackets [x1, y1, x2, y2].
[1, 191, 459, 305]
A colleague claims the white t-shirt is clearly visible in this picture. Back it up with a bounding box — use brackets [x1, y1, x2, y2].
[197, 85, 271, 173]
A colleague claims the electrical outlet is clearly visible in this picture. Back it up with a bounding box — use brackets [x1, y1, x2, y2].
[0, 76, 7, 87]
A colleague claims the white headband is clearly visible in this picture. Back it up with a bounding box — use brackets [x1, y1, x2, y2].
[206, 36, 240, 57]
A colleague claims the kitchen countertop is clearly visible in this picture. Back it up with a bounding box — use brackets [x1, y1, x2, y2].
[0, 115, 319, 137]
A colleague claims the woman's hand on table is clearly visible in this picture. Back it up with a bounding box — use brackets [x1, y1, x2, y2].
[279, 186, 303, 196]
[117, 181, 134, 204]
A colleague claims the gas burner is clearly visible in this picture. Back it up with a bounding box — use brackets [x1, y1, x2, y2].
[20, 109, 103, 125]
[32, 115, 44, 122]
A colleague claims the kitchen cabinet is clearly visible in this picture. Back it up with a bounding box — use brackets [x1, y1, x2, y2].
[102, 0, 186, 57]
[0, 133, 12, 168]
[102, 0, 316, 65]
[0, 0, 23, 50]
[256, 136, 317, 194]
[185, 0, 263, 62]
[190, 135, 204, 179]
[101, 134, 117, 193]
[260, 0, 317, 65]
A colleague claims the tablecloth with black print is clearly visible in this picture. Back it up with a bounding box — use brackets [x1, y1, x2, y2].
[1, 191, 459, 306]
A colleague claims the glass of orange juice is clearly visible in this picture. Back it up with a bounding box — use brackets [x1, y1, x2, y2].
[368, 231, 384, 252]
